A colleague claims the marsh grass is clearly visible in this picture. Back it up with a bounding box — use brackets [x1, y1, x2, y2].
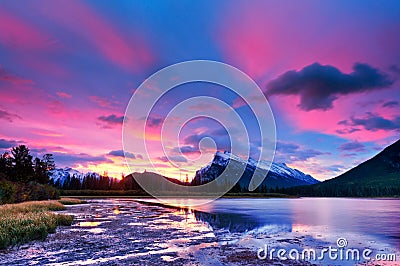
[0, 201, 73, 249]
[58, 198, 87, 205]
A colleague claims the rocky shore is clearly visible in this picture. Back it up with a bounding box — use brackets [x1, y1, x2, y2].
[0, 199, 319, 265]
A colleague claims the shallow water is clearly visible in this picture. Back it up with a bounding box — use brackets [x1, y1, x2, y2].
[192, 198, 400, 246]
[141, 197, 400, 265]
[0, 198, 398, 265]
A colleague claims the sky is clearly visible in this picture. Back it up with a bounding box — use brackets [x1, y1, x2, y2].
[0, 0, 399, 181]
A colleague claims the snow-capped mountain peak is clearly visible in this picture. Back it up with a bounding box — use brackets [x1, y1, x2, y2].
[48, 167, 100, 185]
[192, 151, 319, 187]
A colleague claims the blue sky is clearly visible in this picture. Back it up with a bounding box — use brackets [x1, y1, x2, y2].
[0, 0, 399, 180]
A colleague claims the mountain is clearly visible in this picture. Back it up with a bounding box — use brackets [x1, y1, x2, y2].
[287, 139, 400, 197]
[194, 210, 291, 234]
[48, 167, 119, 190]
[49, 167, 100, 186]
[191, 151, 319, 191]
[123, 171, 187, 189]
[49, 151, 319, 193]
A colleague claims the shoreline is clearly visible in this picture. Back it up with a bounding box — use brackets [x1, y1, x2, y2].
[60, 193, 400, 200]
[1, 198, 398, 265]
[0, 198, 316, 265]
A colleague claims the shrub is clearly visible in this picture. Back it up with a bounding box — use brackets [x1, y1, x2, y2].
[0, 181, 60, 204]
[0, 180, 17, 204]
[0, 201, 73, 249]
[26, 183, 60, 201]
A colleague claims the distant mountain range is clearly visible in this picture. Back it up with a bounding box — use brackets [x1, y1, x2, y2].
[192, 151, 319, 190]
[49, 139, 400, 197]
[49, 151, 318, 191]
[49, 167, 100, 186]
[287, 139, 400, 197]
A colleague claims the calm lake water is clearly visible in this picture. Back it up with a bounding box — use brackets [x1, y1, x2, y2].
[1, 197, 399, 266]
[142, 197, 400, 265]
[143, 197, 400, 245]
[192, 197, 400, 247]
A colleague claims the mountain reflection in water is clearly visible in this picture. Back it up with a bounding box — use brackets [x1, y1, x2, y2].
[193, 209, 292, 234]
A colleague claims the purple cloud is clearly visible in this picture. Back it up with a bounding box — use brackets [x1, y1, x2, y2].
[0, 139, 19, 149]
[266, 63, 393, 111]
[157, 155, 187, 163]
[340, 113, 400, 131]
[108, 149, 137, 159]
[146, 116, 164, 128]
[382, 101, 399, 108]
[172, 145, 199, 154]
[274, 141, 326, 163]
[0, 109, 22, 122]
[98, 114, 124, 126]
[53, 152, 112, 167]
[338, 141, 366, 152]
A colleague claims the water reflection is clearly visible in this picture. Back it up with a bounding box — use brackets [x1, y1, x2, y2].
[186, 198, 400, 254]
[2, 198, 398, 266]
[113, 206, 120, 215]
[194, 210, 283, 233]
[76, 221, 102, 227]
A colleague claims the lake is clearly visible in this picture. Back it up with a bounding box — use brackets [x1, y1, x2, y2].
[0, 198, 398, 265]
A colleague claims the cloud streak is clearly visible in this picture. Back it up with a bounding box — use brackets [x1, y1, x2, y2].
[274, 141, 327, 163]
[157, 155, 188, 163]
[0, 8, 55, 51]
[108, 149, 137, 159]
[338, 141, 366, 152]
[0, 109, 22, 122]
[382, 101, 399, 108]
[53, 152, 112, 167]
[0, 139, 19, 149]
[351, 114, 400, 131]
[34, 1, 154, 71]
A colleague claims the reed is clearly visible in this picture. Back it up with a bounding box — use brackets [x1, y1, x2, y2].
[58, 197, 87, 205]
[0, 200, 73, 249]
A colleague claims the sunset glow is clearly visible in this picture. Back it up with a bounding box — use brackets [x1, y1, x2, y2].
[1, 1, 399, 181]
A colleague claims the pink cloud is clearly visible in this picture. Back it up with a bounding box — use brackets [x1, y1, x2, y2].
[0, 67, 34, 85]
[216, 5, 278, 80]
[216, 2, 397, 81]
[271, 89, 399, 142]
[0, 9, 55, 51]
[36, 1, 155, 72]
[56, 91, 72, 99]
[231, 97, 246, 109]
[29, 129, 63, 138]
[89, 95, 119, 109]
[0, 80, 124, 162]
[20, 57, 69, 79]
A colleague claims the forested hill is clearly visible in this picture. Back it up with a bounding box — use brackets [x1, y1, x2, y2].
[287, 139, 400, 197]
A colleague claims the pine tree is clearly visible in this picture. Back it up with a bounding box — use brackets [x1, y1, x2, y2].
[33, 157, 49, 184]
[0, 152, 12, 178]
[42, 154, 55, 171]
[11, 145, 34, 183]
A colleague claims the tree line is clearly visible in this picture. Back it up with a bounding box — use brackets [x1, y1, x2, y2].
[52, 173, 122, 190]
[0, 145, 55, 184]
[0, 145, 59, 203]
[284, 183, 400, 197]
[54, 173, 143, 191]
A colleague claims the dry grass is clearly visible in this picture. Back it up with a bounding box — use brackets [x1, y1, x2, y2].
[0, 200, 73, 249]
[58, 197, 86, 205]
